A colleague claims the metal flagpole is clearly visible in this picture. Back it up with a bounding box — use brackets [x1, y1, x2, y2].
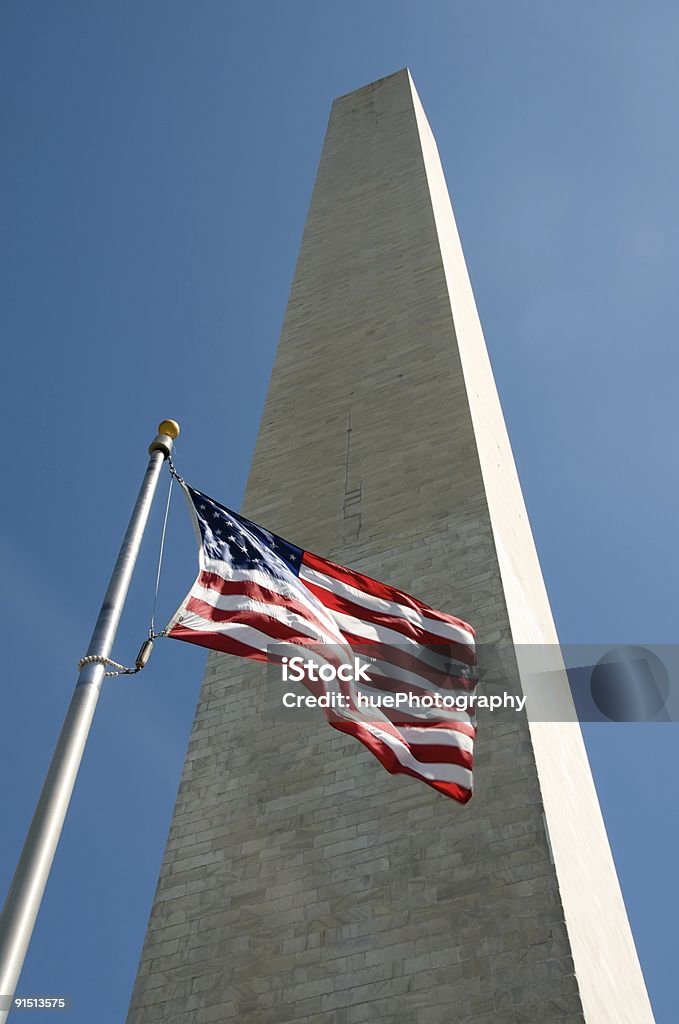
[0, 419, 180, 1021]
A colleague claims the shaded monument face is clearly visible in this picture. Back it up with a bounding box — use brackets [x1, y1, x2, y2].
[128, 70, 653, 1024]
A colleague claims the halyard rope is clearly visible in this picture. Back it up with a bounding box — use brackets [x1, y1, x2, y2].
[76, 462, 176, 677]
[149, 472, 174, 641]
[76, 654, 142, 677]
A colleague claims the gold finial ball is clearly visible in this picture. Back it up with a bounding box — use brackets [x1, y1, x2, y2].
[157, 419, 180, 439]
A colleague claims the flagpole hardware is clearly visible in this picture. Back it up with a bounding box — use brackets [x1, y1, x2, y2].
[75, 636, 155, 678]
[149, 419, 180, 458]
[0, 419, 180, 1022]
[135, 637, 154, 670]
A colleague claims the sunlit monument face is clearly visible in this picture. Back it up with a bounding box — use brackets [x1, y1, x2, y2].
[127, 70, 653, 1024]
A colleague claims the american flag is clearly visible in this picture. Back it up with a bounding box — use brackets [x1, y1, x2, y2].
[167, 482, 477, 803]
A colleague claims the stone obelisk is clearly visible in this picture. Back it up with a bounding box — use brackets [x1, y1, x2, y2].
[128, 70, 654, 1023]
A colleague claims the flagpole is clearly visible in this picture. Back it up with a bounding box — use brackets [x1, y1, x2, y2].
[0, 419, 180, 1021]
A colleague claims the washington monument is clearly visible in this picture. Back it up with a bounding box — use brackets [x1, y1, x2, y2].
[128, 70, 653, 1023]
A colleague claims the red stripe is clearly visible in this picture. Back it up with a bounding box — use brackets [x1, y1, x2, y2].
[344, 697, 476, 736]
[349, 666, 476, 718]
[321, 714, 474, 769]
[341, 633, 476, 693]
[167, 622, 345, 672]
[185, 596, 333, 649]
[167, 625, 274, 662]
[348, 706, 475, 732]
[396, 741, 472, 770]
[303, 577, 474, 666]
[197, 571, 338, 642]
[329, 720, 472, 803]
[302, 551, 475, 639]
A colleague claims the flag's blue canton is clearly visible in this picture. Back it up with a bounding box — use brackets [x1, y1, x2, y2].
[187, 487, 303, 577]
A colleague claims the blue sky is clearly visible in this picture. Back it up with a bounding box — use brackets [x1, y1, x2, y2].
[1, 2, 677, 1021]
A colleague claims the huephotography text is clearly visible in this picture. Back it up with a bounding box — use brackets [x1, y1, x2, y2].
[281, 691, 526, 713]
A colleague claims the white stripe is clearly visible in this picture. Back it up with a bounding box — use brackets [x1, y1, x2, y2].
[174, 610, 353, 669]
[300, 565, 475, 649]
[398, 726, 474, 755]
[349, 680, 475, 727]
[349, 660, 477, 727]
[349, 652, 473, 700]
[358, 722, 473, 789]
[330, 610, 462, 674]
[190, 584, 340, 647]
[200, 558, 344, 642]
